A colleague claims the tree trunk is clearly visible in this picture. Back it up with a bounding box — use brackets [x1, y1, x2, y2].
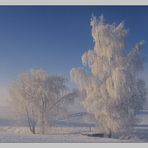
[26, 108, 36, 134]
[89, 127, 92, 132]
[28, 120, 36, 134]
[108, 129, 112, 138]
[41, 97, 46, 135]
[32, 125, 36, 134]
[41, 111, 45, 134]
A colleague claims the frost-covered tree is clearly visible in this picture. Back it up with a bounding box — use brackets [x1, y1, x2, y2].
[70, 15, 146, 137]
[10, 69, 77, 134]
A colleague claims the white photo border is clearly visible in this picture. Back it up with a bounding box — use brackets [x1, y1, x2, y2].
[0, 0, 147, 5]
[0, 0, 147, 148]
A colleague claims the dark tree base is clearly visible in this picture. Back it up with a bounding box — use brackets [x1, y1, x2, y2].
[81, 133, 104, 137]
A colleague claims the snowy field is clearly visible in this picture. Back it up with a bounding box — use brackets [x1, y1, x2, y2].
[0, 125, 137, 143]
[0, 132, 136, 143]
[0, 107, 148, 143]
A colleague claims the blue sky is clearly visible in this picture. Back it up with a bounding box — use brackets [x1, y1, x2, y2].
[0, 6, 147, 89]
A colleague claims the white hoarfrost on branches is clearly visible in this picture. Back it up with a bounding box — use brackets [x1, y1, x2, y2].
[9, 69, 78, 134]
[70, 15, 146, 137]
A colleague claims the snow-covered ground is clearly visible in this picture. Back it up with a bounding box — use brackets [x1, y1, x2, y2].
[0, 132, 136, 143]
[0, 106, 148, 143]
[0, 126, 138, 143]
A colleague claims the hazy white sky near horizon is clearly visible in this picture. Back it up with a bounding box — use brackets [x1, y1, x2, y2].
[0, 67, 148, 107]
[0, 86, 10, 106]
